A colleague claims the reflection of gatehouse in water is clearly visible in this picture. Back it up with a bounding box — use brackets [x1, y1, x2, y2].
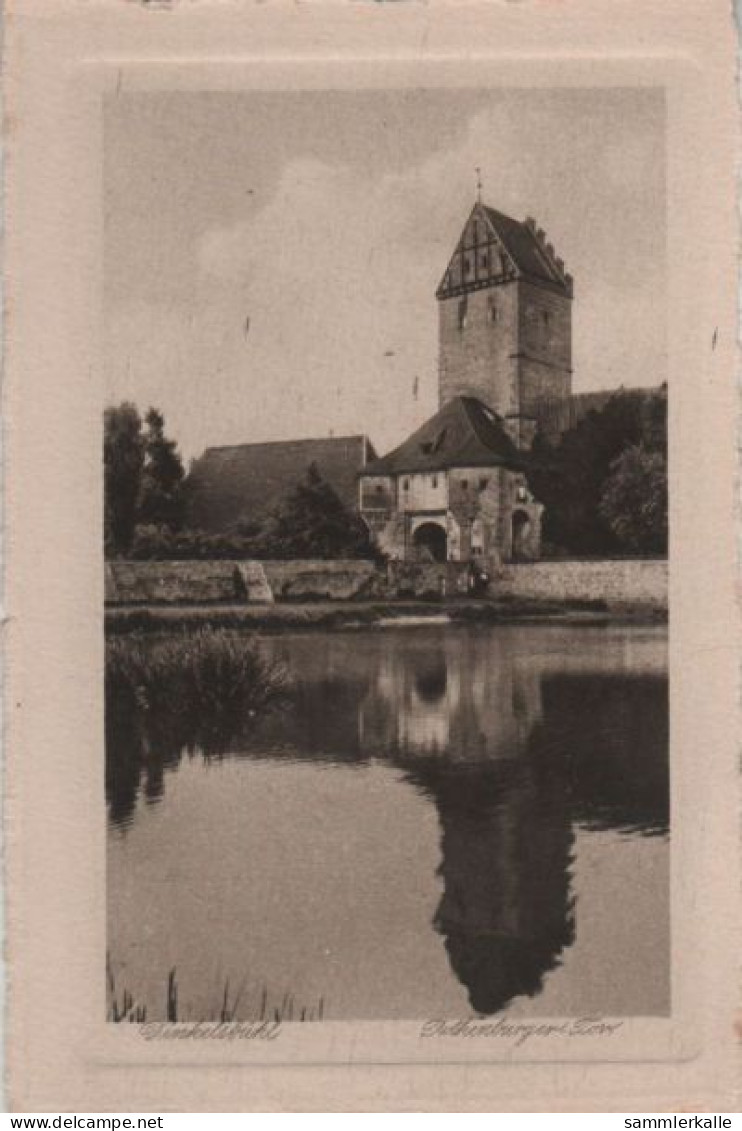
[106, 628, 668, 1016]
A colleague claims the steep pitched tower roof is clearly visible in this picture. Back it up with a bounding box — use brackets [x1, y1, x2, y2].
[436, 202, 573, 300]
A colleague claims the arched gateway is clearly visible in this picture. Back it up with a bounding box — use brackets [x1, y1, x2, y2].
[412, 521, 447, 563]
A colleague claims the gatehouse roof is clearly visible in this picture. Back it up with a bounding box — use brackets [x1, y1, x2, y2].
[362, 396, 524, 477]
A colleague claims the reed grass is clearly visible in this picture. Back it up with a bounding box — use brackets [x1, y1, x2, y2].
[107, 961, 324, 1023]
[106, 627, 289, 717]
[105, 628, 292, 821]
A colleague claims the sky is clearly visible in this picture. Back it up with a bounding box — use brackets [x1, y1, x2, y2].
[104, 87, 666, 463]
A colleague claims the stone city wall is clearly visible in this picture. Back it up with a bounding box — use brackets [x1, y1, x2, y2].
[105, 559, 382, 605]
[105, 557, 668, 610]
[493, 559, 668, 611]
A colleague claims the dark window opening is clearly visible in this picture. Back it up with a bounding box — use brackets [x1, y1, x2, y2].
[479, 477, 489, 491]
[403, 479, 410, 491]
[375, 484, 384, 494]
[461, 479, 469, 490]
[420, 441, 433, 455]
[458, 297, 468, 331]
[432, 476, 438, 489]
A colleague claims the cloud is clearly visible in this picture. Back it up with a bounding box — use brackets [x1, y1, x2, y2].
[106, 93, 666, 460]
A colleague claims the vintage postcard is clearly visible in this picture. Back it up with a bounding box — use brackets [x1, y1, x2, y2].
[4, 0, 739, 1113]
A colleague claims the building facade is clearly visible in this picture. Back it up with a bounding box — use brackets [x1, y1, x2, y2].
[360, 200, 571, 564]
[360, 395, 542, 564]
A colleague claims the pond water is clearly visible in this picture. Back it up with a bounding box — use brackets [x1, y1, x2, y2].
[107, 623, 669, 1021]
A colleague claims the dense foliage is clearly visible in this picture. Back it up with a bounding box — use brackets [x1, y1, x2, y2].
[104, 403, 186, 556]
[599, 445, 668, 555]
[138, 408, 186, 530]
[258, 463, 376, 560]
[104, 403, 145, 557]
[122, 455, 376, 561]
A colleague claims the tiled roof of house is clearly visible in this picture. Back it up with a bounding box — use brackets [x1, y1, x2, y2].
[362, 396, 524, 477]
[186, 434, 374, 532]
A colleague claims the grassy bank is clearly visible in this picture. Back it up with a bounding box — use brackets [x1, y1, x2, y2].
[106, 596, 665, 636]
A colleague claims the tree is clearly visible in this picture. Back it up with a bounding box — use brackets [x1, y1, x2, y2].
[104, 403, 144, 557]
[528, 390, 667, 556]
[104, 403, 187, 557]
[138, 408, 186, 530]
[262, 463, 375, 560]
[599, 444, 667, 555]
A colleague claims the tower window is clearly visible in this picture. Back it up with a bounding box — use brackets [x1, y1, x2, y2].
[432, 475, 438, 489]
[479, 477, 489, 491]
[464, 256, 471, 276]
[403, 479, 410, 491]
[489, 298, 498, 323]
[480, 252, 488, 271]
[461, 479, 469, 490]
[458, 297, 468, 331]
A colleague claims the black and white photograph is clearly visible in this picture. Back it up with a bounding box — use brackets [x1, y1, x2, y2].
[103, 85, 671, 1025]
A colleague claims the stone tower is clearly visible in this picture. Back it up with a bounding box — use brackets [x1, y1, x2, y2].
[436, 201, 573, 447]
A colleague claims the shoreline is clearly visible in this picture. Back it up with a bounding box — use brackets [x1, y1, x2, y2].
[105, 597, 667, 635]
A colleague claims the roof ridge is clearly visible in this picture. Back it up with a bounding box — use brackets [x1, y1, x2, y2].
[202, 434, 366, 454]
[442, 396, 486, 464]
[460, 396, 520, 459]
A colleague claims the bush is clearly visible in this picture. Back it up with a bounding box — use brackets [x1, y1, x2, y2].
[106, 628, 288, 718]
[528, 389, 667, 557]
[599, 445, 668, 555]
[130, 524, 262, 561]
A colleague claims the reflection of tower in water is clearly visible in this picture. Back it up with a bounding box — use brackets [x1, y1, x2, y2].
[365, 634, 574, 1016]
[360, 632, 543, 763]
[107, 626, 667, 1014]
[403, 754, 574, 1016]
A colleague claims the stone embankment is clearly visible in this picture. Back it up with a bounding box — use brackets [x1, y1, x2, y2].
[105, 557, 667, 632]
[106, 557, 667, 611]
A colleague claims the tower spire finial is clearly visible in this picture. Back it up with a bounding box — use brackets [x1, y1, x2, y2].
[475, 166, 482, 204]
